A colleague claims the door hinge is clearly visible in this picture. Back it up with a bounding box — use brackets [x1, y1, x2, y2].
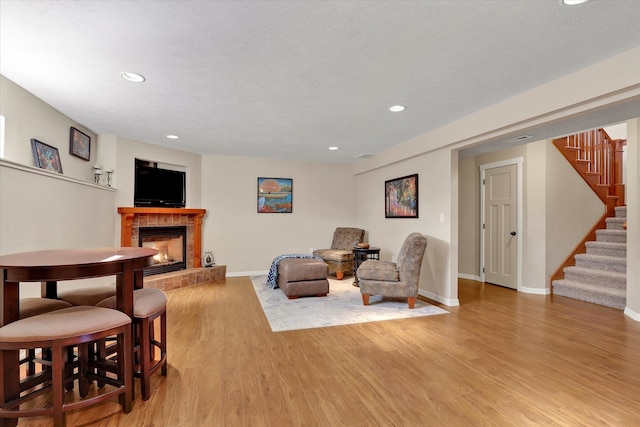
[482, 223, 485, 229]
[482, 267, 485, 273]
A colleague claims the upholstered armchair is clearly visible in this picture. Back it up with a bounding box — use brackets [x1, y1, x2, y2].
[313, 227, 365, 280]
[357, 233, 427, 308]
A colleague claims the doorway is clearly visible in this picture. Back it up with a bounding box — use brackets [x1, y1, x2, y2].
[480, 158, 522, 289]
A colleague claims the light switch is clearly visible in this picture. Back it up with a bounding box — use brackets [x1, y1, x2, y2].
[439, 213, 445, 223]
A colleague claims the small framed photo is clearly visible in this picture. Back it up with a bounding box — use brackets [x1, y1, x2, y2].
[385, 173, 418, 218]
[257, 177, 293, 213]
[69, 126, 91, 161]
[31, 139, 63, 174]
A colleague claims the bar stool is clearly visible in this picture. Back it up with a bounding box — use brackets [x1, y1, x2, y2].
[98, 287, 167, 400]
[18, 298, 73, 378]
[0, 306, 133, 427]
[57, 284, 117, 306]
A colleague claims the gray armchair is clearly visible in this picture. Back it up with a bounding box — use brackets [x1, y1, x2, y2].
[313, 227, 365, 280]
[357, 233, 427, 308]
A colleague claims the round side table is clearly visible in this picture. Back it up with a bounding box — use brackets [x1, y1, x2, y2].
[352, 246, 380, 286]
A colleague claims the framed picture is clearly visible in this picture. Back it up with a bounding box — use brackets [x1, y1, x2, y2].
[385, 173, 418, 218]
[69, 126, 91, 161]
[31, 139, 63, 174]
[257, 177, 293, 213]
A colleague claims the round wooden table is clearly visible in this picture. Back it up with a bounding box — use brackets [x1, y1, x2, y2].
[0, 247, 157, 424]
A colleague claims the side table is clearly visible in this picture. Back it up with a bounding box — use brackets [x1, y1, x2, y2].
[352, 246, 380, 287]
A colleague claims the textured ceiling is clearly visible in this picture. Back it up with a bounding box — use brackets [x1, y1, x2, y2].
[1, 1, 639, 163]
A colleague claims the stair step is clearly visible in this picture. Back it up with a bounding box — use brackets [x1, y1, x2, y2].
[553, 279, 625, 310]
[585, 241, 626, 258]
[563, 266, 626, 289]
[615, 206, 627, 218]
[595, 229, 627, 243]
[574, 253, 626, 273]
[605, 217, 627, 230]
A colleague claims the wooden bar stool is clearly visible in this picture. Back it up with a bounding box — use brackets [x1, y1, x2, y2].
[0, 306, 133, 427]
[98, 287, 167, 401]
[19, 298, 74, 376]
[57, 284, 117, 306]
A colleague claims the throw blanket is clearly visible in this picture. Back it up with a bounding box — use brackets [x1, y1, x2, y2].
[267, 253, 322, 288]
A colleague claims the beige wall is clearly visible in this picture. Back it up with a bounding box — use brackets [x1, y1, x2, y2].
[356, 148, 458, 305]
[625, 119, 639, 320]
[0, 76, 97, 181]
[201, 155, 356, 274]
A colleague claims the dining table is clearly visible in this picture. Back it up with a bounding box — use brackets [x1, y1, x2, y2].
[0, 246, 157, 426]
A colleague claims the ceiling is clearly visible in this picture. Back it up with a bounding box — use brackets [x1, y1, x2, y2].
[1, 1, 639, 163]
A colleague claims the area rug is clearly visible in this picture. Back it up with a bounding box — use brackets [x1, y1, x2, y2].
[250, 275, 448, 332]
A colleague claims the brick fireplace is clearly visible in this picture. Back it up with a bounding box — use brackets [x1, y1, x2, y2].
[117, 207, 225, 290]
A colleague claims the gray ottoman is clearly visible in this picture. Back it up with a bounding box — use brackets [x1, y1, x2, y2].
[278, 258, 329, 299]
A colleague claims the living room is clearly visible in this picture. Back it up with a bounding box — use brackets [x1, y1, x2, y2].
[1, 48, 639, 316]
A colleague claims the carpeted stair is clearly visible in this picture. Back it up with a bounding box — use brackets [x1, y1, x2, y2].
[553, 206, 626, 309]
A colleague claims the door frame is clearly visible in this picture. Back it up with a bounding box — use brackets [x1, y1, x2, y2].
[480, 157, 523, 290]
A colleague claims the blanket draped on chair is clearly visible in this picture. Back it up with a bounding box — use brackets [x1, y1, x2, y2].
[266, 254, 322, 288]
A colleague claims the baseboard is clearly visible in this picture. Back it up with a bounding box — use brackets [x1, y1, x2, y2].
[419, 289, 460, 307]
[227, 270, 269, 278]
[624, 306, 640, 322]
[519, 285, 550, 295]
[458, 273, 481, 281]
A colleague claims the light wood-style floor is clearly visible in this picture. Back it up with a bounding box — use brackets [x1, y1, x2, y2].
[16, 277, 640, 426]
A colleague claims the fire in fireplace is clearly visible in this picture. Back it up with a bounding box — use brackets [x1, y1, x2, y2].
[139, 226, 187, 276]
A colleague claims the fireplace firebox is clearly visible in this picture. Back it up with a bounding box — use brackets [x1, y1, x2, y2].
[139, 226, 187, 276]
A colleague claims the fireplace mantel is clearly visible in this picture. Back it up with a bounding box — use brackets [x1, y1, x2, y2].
[118, 207, 206, 268]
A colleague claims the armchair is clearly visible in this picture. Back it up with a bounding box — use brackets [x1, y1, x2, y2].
[313, 227, 365, 280]
[357, 233, 427, 308]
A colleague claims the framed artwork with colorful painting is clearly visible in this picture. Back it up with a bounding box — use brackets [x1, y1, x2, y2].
[385, 173, 418, 218]
[257, 177, 292, 213]
[69, 127, 91, 161]
[31, 139, 63, 174]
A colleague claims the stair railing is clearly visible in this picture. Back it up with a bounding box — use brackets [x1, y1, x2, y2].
[550, 129, 626, 286]
[563, 128, 626, 206]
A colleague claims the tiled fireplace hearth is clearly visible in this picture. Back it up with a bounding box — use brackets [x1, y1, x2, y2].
[118, 207, 225, 291]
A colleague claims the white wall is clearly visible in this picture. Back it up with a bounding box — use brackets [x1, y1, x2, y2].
[201, 155, 357, 274]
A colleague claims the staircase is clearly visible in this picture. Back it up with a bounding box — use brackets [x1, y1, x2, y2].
[551, 129, 627, 309]
[552, 206, 627, 309]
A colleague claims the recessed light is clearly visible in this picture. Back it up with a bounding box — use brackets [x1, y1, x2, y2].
[166, 135, 179, 140]
[328, 146, 339, 151]
[120, 72, 146, 83]
[389, 105, 406, 112]
[561, 0, 590, 5]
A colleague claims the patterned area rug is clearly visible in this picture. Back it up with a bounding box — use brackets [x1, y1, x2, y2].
[250, 275, 448, 332]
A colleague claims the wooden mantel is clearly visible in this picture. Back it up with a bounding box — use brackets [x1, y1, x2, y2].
[117, 207, 207, 268]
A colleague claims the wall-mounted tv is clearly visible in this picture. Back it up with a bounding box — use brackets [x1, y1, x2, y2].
[134, 159, 186, 208]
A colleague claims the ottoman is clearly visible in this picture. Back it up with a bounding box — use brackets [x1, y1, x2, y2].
[278, 258, 329, 299]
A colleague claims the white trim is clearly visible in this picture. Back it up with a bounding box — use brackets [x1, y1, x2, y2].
[519, 286, 550, 295]
[624, 306, 640, 322]
[0, 159, 115, 191]
[479, 157, 523, 290]
[458, 273, 482, 282]
[419, 289, 460, 307]
[226, 270, 269, 278]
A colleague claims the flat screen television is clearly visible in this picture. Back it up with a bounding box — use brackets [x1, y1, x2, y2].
[134, 161, 186, 208]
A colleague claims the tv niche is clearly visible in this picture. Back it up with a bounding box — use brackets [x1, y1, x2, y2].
[134, 159, 186, 208]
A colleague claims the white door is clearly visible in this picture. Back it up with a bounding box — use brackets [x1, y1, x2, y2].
[483, 164, 518, 289]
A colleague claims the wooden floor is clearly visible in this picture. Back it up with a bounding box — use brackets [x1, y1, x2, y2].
[16, 277, 640, 426]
